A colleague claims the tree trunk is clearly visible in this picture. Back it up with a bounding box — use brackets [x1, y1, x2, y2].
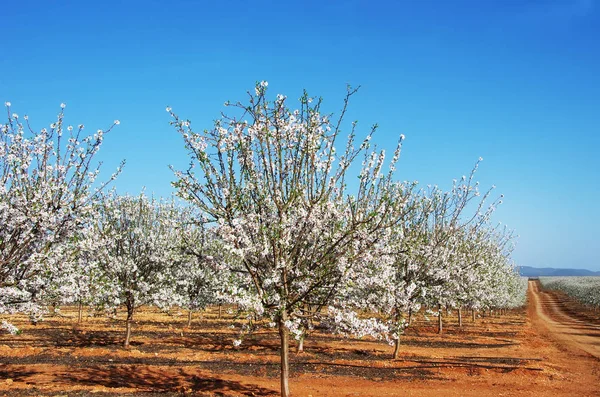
[124, 297, 134, 348]
[458, 307, 462, 328]
[218, 304, 222, 320]
[472, 308, 476, 322]
[78, 302, 83, 323]
[278, 316, 291, 397]
[393, 337, 401, 359]
[437, 304, 443, 334]
[187, 310, 193, 327]
[296, 335, 304, 354]
[408, 308, 413, 326]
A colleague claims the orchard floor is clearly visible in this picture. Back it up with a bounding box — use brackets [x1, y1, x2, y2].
[1, 284, 599, 396]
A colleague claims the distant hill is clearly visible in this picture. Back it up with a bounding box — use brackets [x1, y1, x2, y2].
[518, 266, 600, 277]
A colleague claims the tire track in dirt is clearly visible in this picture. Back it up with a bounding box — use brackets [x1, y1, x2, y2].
[528, 280, 600, 359]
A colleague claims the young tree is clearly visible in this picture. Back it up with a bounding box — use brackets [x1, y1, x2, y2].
[169, 82, 409, 396]
[171, 211, 230, 327]
[89, 193, 180, 347]
[335, 163, 504, 358]
[49, 228, 110, 322]
[0, 102, 121, 333]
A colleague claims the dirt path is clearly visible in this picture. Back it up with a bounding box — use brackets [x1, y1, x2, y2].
[527, 279, 600, 396]
[528, 280, 600, 359]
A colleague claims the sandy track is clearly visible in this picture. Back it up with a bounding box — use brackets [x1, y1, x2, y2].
[528, 280, 600, 359]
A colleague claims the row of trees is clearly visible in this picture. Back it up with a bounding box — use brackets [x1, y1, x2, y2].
[1, 86, 525, 397]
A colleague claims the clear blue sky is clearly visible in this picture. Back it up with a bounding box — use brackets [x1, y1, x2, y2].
[2, 0, 599, 271]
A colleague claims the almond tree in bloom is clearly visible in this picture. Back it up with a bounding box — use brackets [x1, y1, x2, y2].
[48, 227, 111, 322]
[170, 210, 231, 326]
[445, 223, 518, 325]
[89, 193, 180, 347]
[0, 102, 121, 333]
[412, 169, 502, 334]
[169, 82, 410, 397]
[334, 162, 512, 358]
[393, 172, 507, 338]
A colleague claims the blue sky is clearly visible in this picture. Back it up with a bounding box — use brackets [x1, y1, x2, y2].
[2, 0, 599, 270]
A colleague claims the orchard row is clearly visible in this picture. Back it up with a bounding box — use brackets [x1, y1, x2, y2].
[1, 83, 525, 396]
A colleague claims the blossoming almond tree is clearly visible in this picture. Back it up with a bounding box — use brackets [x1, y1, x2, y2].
[0, 102, 121, 333]
[446, 223, 517, 326]
[335, 163, 506, 358]
[89, 193, 180, 347]
[169, 82, 410, 397]
[405, 175, 503, 336]
[170, 209, 231, 326]
[49, 228, 111, 322]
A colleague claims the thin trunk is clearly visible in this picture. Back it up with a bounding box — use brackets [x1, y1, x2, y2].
[408, 308, 413, 326]
[187, 310, 193, 327]
[458, 307, 462, 328]
[278, 316, 290, 397]
[124, 296, 134, 348]
[218, 304, 222, 320]
[78, 302, 83, 323]
[472, 308, 476, 322]
[296, 335, 304, 354]
[124, 312, 133, 348]
[437, 304, 443, 334]
[393, 337, 401, 359]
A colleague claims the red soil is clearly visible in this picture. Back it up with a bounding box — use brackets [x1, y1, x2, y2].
[0, 281, 598, 396]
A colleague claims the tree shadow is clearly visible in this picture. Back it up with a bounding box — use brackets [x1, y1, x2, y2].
[59, 365, 278, 395]
[17, 327, 128, 348]
[401, 338, 518, 349]
[292, 361, 443, 381]
[562, 331, 600, 338]
[0, 366, 38, 382]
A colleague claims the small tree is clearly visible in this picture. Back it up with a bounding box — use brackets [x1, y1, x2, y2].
[171, 211, 230, 326]
[90, 193, 179, 347]
[0, 102, 121, 333]
[170, 82, 408, 396]
[338, 163, 503, 358]
[51, 228, 109, 322]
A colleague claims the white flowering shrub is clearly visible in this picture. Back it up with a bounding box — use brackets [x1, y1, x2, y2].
[0, 102, 121, 330]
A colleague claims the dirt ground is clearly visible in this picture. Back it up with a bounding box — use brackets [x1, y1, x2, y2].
[1, 280, 599, 396]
